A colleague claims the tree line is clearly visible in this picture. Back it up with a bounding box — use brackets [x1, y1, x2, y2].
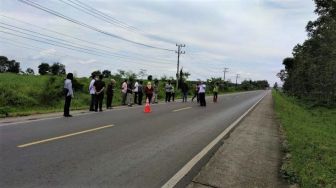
[277, 0, 336, 106]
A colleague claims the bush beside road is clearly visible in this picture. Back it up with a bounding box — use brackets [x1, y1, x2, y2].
[273, 91, 336, 187]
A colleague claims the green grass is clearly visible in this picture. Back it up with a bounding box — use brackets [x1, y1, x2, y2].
[272, 91, 336, 187]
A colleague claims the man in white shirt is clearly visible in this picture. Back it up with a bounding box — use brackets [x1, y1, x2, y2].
[133, 80, 139, 104]
[89, 74, 96, 111]
[64, 73, 74, 117]
[121, 79, 128, 105]
[198, 81, 206, 107]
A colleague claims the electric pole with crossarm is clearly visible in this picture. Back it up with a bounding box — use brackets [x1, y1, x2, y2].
[175, 44, 185, 89]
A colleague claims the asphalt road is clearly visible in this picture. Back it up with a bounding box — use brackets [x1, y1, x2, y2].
[0, 90, 266, 188]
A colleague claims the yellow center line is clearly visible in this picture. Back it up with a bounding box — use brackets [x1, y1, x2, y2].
[172, 107, 192, 112]
[17, 124, 115, 148]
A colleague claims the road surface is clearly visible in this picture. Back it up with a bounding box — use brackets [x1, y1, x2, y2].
[0, 90, 266, 187]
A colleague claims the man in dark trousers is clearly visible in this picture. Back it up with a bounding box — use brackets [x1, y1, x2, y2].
[181, 82, 189, 102]
[138, 80, 144, 105]
[106, 79, 115, 109]
[89, 73, 96, 111]
[64, 73, 74, 117]
[94, 75, 105, 112]
[198, 81, 206, 107]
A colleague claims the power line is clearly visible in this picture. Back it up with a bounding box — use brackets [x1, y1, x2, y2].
[59, 0, 137, 32]
[0, 22, 173, 64]
[0, 35, 172, 72]
[0, 15, 174, 63]
[18, 0, 175, 52]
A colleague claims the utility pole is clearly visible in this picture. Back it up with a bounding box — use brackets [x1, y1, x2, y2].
[175, 44, 185, 89]
[235, 74, 240, 87]
[223, 68, 229, 82]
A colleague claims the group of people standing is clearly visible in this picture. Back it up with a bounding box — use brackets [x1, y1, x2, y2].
[63, 72, 219, 117]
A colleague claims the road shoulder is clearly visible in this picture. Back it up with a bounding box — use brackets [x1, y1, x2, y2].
[187, 92, 288, 188]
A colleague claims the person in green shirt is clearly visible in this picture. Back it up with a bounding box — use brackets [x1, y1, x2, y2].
[213, 82, 219, 103]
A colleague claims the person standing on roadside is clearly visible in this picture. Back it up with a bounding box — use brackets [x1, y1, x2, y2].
[138, 80, 144, 105]
[199, 81, 206, 107]
[181, 82, 189, 102]
[126, 80, 133, 107]
[133, 80, 139, 105]
[192, 83, 200, 103]
[213, 82, 219, 103]
[106, 79, 116, 109]
[94, 75, 105, 112]
[121, 79, 127, 105]
[64, 73, 74, 117]
[171, 85, 175, 102]
[153, 79, 159, 104]
[165, 80, 172, 102]
[89, 73, 96, 111]
[145, 81, 154, 104]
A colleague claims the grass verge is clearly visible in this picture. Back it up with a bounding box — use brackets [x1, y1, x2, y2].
[272, 91, 336, 187]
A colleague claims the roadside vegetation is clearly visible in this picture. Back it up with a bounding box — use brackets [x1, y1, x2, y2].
[0, 72, 269, 117]
[273, 91, 336, 187]
[274, 1, 336, 187]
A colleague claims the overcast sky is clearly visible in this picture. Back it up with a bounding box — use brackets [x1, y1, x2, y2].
[0, 0, 316, 85]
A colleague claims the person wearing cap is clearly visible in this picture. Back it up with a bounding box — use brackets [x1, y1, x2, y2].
[145, 81, 154, 104]
[106, 79, 116, 109]
[89, 73, 96, 111]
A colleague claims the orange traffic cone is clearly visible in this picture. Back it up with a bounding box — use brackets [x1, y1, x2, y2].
[144, 98, 151, 113]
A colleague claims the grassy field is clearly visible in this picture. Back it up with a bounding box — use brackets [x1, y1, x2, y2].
[272, 91, 336, 187]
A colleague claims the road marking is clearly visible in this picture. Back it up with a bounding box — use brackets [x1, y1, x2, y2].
[17, 124, 115, 148]
[161, 92, 268, 188]
[172, 107, 192, 112]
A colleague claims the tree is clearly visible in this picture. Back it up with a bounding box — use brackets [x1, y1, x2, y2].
[0, 56, 20, 73]
[38, 63, 50, 75]
[277, 0, 336, 106]
[138, 69, 147, 79]
[273, 82, 278, 90]
[50, 62, 66, 75]
[26, 68, 35, 75]
[91, 70, 101, 77]
[147, 75, 153, 81]
[102, 70, 111, 78]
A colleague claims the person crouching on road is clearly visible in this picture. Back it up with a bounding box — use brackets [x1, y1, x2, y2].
[64, 73, 74, 117]
[126, 80, 133, 107]
[106, 79, 115, 109]
[213, 82, 219, 103]
[94, 75, 105, 112]
[145, 81, 154, 104]
[89, 73, 96, 111]
[199, 81, 206, 107]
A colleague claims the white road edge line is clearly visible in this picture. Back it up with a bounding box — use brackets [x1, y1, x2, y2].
[161, 91, 268, 188]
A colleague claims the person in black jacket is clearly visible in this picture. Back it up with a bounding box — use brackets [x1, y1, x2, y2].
[94, 75, 105, 112]
[106, 79, 115, 109]
[181, 82, 189, 102]
[138, 80, 144, 105]
[126, 80, 133, 107]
